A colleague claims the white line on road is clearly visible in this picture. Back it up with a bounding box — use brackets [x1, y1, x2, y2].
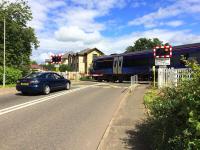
[0, 83, 104, 116]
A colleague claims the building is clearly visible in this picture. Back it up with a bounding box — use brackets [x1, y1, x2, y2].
[44, 48, 104, 74]
[68, 48, 104, 74]
[31, 64, 46, 72]
[62, 51, 75, 65]
[45, 59, 51, 65]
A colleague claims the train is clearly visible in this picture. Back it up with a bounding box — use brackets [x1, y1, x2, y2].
[90, 43, 200, 82]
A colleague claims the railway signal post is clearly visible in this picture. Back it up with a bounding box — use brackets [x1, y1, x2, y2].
[153, 45, 173, 87]
[51, 54, 62, 72]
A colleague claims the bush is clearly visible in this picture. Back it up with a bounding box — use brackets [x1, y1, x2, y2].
[0, 67, 22, 85]
[144, 62, 200, 150]
[59, 64, 72, 72]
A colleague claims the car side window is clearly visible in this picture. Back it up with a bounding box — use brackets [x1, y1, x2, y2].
[40, 74, 48, 79]
[53, 74, 62, 79]
[46, 73, 55, 79]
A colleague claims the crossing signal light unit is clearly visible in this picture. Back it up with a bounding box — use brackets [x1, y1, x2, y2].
[51, 54, 62, 64]
[153, 45, 172, 58]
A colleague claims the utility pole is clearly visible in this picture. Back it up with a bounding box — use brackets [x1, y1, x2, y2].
[3, 17, 6, 87]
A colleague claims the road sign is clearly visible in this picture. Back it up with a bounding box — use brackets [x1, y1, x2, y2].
[155, 58, 170, 66]
[51, 54, 62, 64]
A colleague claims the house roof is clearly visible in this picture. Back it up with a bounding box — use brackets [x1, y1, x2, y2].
[31, 64, 44, 70]
[62, 51, 75, 58]
[77, 48, 104, 56]
[45, 59, 51, 62]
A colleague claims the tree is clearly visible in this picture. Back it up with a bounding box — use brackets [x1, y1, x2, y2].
[0, 0, 39, 75]
[125, 38, 163, 53]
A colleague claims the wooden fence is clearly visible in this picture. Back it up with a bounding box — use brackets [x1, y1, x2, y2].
[57, 71, 86, 80]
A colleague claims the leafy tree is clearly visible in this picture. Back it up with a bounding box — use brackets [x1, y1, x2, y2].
[126, 38, 163, 52]
[0, 0, 39, 74]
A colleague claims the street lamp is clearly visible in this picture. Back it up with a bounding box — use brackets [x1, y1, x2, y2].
[3, 17, 6, 87]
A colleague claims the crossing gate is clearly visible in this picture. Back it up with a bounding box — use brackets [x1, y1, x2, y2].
[158, 68, 192, 88]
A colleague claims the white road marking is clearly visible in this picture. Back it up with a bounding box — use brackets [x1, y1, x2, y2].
[0, 83, 104, 116]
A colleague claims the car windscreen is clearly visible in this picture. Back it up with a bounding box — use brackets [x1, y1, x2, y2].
[25, 73, 42, 79]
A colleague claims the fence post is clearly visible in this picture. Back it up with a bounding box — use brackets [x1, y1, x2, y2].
[130, 75, 138, 92]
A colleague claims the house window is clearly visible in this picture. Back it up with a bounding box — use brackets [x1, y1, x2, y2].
[93, 54, 98, 59]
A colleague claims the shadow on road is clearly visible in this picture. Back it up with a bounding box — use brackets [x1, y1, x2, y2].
[15, 89, 70, 97]
[123, 120, 152, 150]
[15, 93, 41, 97]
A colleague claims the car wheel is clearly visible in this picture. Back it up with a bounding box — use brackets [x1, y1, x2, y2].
[65, 82, 70, 90]
[43, 85, 50, 95]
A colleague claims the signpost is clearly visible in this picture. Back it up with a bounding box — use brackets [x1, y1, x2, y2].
[3, 18, 6, 87]
[152, 66, 156, 87]
[153, 45, 173, 87]
[155, 58, 170, 66]
[51, 54, 63, 72]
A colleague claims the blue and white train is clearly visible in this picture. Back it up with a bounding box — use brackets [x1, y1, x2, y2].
[90, 43, 200, 82]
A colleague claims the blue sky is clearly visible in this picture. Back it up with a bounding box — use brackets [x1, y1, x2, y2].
[24, 0, 200, 63]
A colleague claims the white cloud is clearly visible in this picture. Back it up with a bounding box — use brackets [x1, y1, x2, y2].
[131, 0, 146, 8]
[165, 20, 184, 27]
[32, 28, 200, 63]
[54, 26, 102, 44]
[56, 8, 105, 33]
[24, 0, 200, 63]
[69, 0, 127, 13]
[128, 0, 200, 28]
[27, 0, 66, 30]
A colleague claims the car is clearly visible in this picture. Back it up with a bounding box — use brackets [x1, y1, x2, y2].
[16, 72, 71, 95]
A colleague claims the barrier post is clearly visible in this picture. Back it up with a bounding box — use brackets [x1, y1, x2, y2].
[153, 66, 156, 87]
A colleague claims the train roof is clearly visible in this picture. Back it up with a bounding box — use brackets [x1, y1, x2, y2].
[94, 42, 200, 60]
[173, 42, 200, 50]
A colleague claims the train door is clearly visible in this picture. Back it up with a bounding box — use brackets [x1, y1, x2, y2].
[118, 56, 123, 74]
[113, 56, 123, 74]
[113, 57, 118, 74]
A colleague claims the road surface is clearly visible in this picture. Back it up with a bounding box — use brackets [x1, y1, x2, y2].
[0, 82, 130, 150]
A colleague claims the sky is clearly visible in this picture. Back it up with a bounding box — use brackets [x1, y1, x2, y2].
[18, 0, 200, 63]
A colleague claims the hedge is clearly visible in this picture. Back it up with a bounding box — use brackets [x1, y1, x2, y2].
[144, 62, 200, 149]
[0, 67, 22, 85]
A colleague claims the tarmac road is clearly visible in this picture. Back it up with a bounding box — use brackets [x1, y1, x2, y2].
[0, 82, 129, 150]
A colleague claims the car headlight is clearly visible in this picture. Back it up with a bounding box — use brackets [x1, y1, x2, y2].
[30, 80, 40, 84]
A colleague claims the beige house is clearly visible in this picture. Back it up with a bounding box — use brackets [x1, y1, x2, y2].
[68, 48, 104, 74]
[62, 51, 74, 65]
[45, 48, 104, 74]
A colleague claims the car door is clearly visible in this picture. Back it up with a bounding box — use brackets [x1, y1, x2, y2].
[46, 73, 57, 90]
[53, 73, 66, 89]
